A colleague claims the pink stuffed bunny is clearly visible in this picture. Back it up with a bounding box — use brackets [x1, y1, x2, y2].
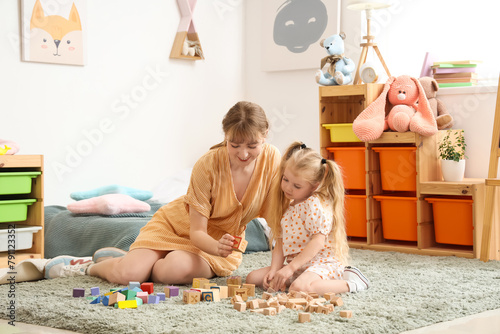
[353, 75, 438, 141]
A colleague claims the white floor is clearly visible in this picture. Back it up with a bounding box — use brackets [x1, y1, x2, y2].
[1, 308, 500, 333]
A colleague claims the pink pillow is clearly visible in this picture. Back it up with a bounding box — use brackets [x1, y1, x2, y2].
[67, 194, 151, 215]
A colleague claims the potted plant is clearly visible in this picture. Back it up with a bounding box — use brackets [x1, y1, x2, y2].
[438, 129, 467, 181]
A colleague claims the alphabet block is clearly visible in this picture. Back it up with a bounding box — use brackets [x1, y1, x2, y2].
[211, 286, 228, 299]
[298, 313, 311, 323]
[226, 276, 242, 286]
[234, 301, 246, 312]
[246, 299, 260, 309]
[192, 278, 210, 289]
[264, 307, 277, 316]
[234, 288, 249, 301]
[330, 296, 344, 307]
[242, 283, 255, 297]
[323, 292, 335, 301]
[183, 290, 201, 304]
[340, 310, 353, 318]
[227, 284, 241, 297]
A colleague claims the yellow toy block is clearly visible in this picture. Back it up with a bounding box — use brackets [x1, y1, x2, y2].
[192, 278, 210, 289]
[117, 300, 138, 309]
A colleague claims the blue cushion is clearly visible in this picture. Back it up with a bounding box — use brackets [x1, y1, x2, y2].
[245, 219, 270, 253]
[70, 185, 153, 201]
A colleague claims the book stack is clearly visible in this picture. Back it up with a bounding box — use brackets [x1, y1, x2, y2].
[431, 60, 481, 88]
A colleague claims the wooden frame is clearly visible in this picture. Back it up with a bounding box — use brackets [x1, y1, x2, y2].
[170, 0, 204, 60]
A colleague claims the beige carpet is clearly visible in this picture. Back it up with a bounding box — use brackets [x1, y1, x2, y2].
[1, 249, 500, 334]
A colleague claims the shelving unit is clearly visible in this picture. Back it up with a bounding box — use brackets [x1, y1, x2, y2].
[319, 84, 499, 260]
[0, 155, 44, 268]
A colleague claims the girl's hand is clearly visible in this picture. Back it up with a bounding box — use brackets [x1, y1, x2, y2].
[217, 234, 235, 257]
[263, 270, 277, 290]
[271, 265, 294, 291]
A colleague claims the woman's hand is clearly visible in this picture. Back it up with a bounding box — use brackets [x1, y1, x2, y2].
[270, 265, 294, 292]
[217, 234, 235, 258]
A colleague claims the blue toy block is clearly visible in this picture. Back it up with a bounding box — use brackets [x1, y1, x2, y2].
[202, 291, 214, 302]
[129, 281, 141, 290]
[91, 287, 100, 296]
[132, 287, 143, 293]
[157, 293, 166, 301]
[148, 295, 160, 304]
[90, 296, 102, 304]
[102, 295, 110, 306]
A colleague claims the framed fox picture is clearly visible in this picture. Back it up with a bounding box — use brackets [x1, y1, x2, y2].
[21, 0, 87, 66]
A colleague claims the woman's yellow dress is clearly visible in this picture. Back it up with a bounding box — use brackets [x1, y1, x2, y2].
[130, 143, 281, 276]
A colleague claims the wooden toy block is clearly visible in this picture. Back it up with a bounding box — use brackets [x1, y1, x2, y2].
[234, 288, 249, 301]
[268, 297, 279, 307]
[266, 287, 276, 294]
[276, 305, 286, 313]
[227, 276, 242, 286]
[183, 290, 201, 304]
[285, 302, 296, 309]
[247, 299, 260, 309]
[242, 283, 255, 297]
[293, 305, 304, 311]
[231, 295, 244, 305]
[259, 300, 270, 308]
[318, 304, 334, 314]
[202, 291, 214, 302]
[192, 278, 210, 289]
[108, 292, 126, 306]
[232, 235, 242, 248]
[117, 300, 138, 309]
[340, 310, 353, 318]
[233, 239, 248, 253]
[308, 292, 320, 298]
[288, 298, 308, 306]
[288, 290, 300, 297]
[121, 290, 137, 300]
[211, 286, 228, 299]
[137, 291, 148, 304]
[263, 307, 277, 316]
[102, 295, 110, 306]
[250, 309, 265, 314]
[262, 292, 273, 300]
[323, 292, 335, 301]
[330, 296, 343, 307]
[202, 282, 216, 289]
[148, 295, 160, 304]
[298, 312, 311, 323]
[90, 287, 100, 296]
[234, 301, 246, 312]
[140, 282, 154, 294]
[227, 284, 241, 297]
[129, 281, 141, 290]
[312, 298, 327, 304]
[157, 292, 166, 301]
[73, 288, 85, 298]
[135, 297, 144, 306]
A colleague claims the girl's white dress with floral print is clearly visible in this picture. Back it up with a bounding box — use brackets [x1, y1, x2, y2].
[281, 195, 344, 280]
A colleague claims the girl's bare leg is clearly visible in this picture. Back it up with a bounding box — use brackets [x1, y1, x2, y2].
[245, 266, 272, 288]
[88, 248, 167, 285]
[290, 271, 349, 296]
[150, 250, 215, 285]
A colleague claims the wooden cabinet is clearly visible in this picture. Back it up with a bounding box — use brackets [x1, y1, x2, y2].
[319, 85, 498, 260]
[0, 155, 44, 267]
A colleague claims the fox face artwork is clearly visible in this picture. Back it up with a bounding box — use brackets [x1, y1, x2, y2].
[26, 0, 85, 65]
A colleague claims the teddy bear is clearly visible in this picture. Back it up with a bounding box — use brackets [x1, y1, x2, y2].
[315, 33, 355, 86]
[352, 75, 438, 141]
[418, 76, 454, 130]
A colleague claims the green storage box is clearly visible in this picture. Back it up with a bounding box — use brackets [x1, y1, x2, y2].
[0, 199, 37, 223]
[0, 172, 41, 195]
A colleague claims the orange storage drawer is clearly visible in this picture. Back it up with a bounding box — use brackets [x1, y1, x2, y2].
[327, 147, 366, 190]
[345, 194, 367, 237]
[372, 147, 417, 192]
[425, 197, 473, 246]
[374, 195, 417, 241]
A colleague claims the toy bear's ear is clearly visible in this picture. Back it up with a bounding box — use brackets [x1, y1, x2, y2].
[319, 39, 325, 47]
[431, 78, 439, 92]
[339, 32, 346, 40]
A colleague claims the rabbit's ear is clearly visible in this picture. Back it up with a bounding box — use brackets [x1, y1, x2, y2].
[409, 77, 438, 136]
[352, 77, 395, 141]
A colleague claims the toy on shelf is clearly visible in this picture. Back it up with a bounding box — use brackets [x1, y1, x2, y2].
[418, 76, 454, 130]
[170, 0, 204, 60]
[352, 75, 438, 142]
[315, 33, 355, 86]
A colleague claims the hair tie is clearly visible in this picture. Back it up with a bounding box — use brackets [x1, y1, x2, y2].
[300, 143, 306, 149]
[321, 158, 327, 164]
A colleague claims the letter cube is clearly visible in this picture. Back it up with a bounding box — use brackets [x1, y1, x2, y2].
[211, 286, 228, 299]
[226, 276, 242, 286]
[192, 278, 210, 289]
[298, 312, 311, 323]
[234, 288, 249, 301]
[264, 307, 277, 316]
[331, 296, 343, 307]
[242, 283, 255, 297]
[234, 301, 246, 312]
[340, 310, 353, 318]
[183, 290, 201, 304]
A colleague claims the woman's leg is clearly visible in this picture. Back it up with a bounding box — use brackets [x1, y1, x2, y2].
[88, 248, 168, 285]
[150, 250, 215, 285]
[245, 266, 271, 288]
[290, 271, 349, 296]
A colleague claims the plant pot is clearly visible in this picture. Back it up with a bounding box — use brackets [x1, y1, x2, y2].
[441, 159, 465, 182]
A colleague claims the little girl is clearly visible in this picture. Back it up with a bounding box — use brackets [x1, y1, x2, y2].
[246, 142, 370, 295]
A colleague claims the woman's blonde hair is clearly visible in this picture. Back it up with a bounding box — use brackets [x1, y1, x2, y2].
[268, 141, 349, 264]
[210, 101, 269, 149]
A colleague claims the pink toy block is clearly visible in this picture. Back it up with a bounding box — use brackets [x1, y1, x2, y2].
[137, 291, 148, 304]
[73, 288, 85, 298]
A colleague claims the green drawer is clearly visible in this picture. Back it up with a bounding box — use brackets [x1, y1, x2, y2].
[0, 199, 37, 223]
[0, 172, 41, 195]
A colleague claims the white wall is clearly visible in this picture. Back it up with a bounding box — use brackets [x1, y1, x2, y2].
[245, 0, 499, 178]
[1, 0, 245, 205]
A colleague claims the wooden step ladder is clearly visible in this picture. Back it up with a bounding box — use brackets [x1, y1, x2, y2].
[480, 77, 500, 262]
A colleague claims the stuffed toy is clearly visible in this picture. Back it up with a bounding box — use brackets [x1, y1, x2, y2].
[418, 76, 454, 130]
[352, 75, 438, 141]
[315, 33, 355, 86]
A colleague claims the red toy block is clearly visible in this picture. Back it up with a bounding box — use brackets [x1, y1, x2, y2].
[141, 282, 154, 294]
